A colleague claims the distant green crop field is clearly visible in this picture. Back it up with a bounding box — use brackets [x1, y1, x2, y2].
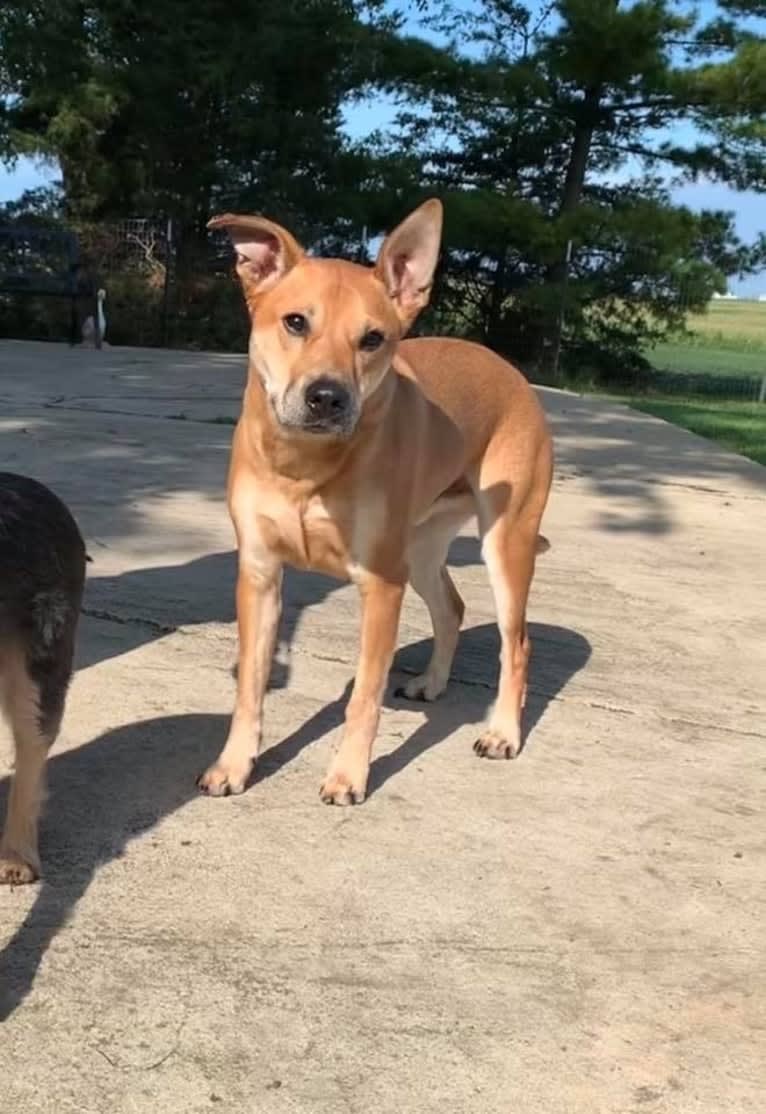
[646, 299, 766, 380]
[684, 299, 766, 344]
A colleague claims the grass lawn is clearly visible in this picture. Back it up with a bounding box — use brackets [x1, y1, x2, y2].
[630, 398, 766, 466]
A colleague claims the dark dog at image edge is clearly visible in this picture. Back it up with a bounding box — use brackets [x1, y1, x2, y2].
[0, 473, 86, 884]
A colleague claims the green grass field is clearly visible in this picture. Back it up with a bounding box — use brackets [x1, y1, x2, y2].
[647, 339, 765, 378]
[632, 301, 766, 465]
[629, 399, 766, 466]
[646, 299, 766, 380]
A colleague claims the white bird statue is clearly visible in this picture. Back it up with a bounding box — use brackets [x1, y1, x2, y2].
[81, 288, 107, 347]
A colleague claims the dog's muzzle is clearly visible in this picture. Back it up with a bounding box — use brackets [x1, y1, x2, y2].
[270, 375, 360, 436]
[300, 377, 356, 434]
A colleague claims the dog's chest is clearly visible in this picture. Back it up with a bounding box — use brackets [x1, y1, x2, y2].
[247, 485, 384, 580]
[295, 497, 351, 577]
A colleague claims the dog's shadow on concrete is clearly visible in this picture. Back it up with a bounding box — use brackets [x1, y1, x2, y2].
[1, 539, 590, 1021]
[251, 616, 591, 798]
[0, 711, 227, 1021]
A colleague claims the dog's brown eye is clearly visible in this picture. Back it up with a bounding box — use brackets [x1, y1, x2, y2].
[283, 313, 309, 337]
[360, 329, 384, 352]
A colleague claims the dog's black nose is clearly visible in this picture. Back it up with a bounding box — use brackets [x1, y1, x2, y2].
[304, 378, 350, 422]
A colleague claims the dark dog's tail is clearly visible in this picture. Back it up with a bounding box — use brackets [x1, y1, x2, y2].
[536, 535, 551, 555]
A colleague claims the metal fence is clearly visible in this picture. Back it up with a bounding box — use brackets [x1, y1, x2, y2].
[0, 217, 238, 350]
[1, 217, 764, 402]
[638, 367, 765, 402]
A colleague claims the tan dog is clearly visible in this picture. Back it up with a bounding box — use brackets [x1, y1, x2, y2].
[198, 200, 553, 804]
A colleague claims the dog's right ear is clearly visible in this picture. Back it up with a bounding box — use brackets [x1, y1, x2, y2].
[375, 198, 443, 331]
[207, 213, 304, 308]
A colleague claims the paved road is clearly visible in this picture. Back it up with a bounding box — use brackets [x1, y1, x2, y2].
[1, 340, 764, 1113]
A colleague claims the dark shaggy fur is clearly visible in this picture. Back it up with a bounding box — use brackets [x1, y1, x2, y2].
[0, 473, 86, 884]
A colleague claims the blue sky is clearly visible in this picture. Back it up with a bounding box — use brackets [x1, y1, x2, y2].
[2, 1, 763, 296]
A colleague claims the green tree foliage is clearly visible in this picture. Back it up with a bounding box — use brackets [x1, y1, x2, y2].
[375, 0, 766, 378]
[683, 1, 766, 191]
[1, 0, 763, 374]
[0, 0, 391, 239]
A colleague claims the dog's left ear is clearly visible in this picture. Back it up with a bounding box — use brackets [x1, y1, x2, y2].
[207, 213, 304, 310]
[375, 199, 443, 330]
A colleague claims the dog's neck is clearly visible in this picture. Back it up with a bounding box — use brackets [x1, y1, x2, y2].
[240, 364, 396, 489]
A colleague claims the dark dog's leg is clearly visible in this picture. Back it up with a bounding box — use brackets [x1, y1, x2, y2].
[1, 587, 80, 884]
[0, 653, 66, 884]
[0, 475, 85, 883]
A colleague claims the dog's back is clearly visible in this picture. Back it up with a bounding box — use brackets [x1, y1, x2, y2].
[0, 473, 86, 884]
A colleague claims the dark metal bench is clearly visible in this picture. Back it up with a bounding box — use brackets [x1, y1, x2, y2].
[0, 225, 103, 348]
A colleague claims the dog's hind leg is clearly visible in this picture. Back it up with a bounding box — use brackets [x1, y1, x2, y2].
[0, 653, 66, 885]
[397, 496, 472, 702]
[472, 450, 552, 760]
[472, 520, 535, 759]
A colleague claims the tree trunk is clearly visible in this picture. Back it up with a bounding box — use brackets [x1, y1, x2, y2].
[543, 84, 602, 381]
[486, 245, 508, 350]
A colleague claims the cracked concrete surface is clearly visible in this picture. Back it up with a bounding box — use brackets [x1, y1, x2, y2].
[0, 340, 764, 1113]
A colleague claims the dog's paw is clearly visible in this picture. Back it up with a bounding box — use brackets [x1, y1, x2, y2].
[319, 769, 366, 806]
[473, 729, 521, 760]
[0, 850, 39, 886]
[394, 673, 446, 703]
[196, 760, 252, 797]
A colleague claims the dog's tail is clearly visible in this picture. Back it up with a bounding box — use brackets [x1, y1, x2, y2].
[536, 534, 551, 555]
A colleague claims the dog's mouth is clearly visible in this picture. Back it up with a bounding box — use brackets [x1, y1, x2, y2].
[300, 419, 351, 435]
[276, 411, 358, 438]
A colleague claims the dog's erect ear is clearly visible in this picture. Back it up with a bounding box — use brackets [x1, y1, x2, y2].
[207, 213, 304, 308]
[375, 199, 443, 329]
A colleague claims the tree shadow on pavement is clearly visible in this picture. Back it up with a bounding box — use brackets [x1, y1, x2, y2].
[0, 712, 226, 1022]
[542, 391, 766, 537]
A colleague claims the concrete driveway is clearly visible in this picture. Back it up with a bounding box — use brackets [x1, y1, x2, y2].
[1, 340, 764, 1113]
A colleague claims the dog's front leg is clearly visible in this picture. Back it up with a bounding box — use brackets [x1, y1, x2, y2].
[198, 549, 282, 797]
[320, 573, 405, 805]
